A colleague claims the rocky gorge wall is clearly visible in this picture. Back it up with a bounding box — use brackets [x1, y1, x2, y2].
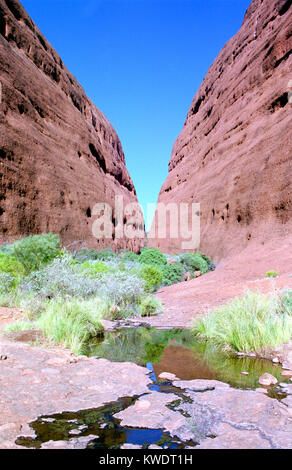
[0, 0, 144, 251]
[150, 0, 292, 262]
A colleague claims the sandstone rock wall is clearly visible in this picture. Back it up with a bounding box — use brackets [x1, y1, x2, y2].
[150, 0, 292, 261]
[0, 0, 144, 251]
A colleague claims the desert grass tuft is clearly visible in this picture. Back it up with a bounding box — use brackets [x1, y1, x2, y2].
[192, 290, 292, 353]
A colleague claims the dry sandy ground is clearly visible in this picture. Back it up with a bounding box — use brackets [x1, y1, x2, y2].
[149, 236, 292, 328]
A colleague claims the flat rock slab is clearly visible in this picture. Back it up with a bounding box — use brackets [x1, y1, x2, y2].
[1, 333, 292, 449]
[114, 392, 191, 440]
[0, 336, 151, 449]
[176, 381, 292, 449]
[116, 379, 292, 449]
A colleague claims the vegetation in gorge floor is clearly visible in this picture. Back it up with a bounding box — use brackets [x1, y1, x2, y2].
[0, 233, 214, 354]
[192, 290, 292, 354]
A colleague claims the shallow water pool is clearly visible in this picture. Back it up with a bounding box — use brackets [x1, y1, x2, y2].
[86, 327, 287, 391]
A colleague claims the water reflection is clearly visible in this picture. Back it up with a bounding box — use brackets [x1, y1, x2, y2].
[86, 328, 287, 390]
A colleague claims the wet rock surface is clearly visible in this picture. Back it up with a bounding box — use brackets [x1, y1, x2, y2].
[1, 324, 292, 449]
[114, 379, 292, 449]
[0, 335, 151, 449]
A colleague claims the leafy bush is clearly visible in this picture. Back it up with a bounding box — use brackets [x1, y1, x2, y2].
[19, 294, 48, 319]
[192, 291, 292, 353]
[80, 261, 109, 278]
[93, 248, 117, 261]
[0, 253, 25, 288]
[179, 253, 208, 275]
[199, 252, 216, 271]
[140, 265, 163, 292]
[139, 248, 167, 267]
[161, 262, 184, 286]
[25, 254, 99, 299]
[122, 251, 140, 262]
[0, 273, 16, 293]
[96, 272, 145, 308]
[138, 296, 163, 317]
[265, 270, 278, 278]
[0, 243, 15, 257]
[74, 248, 101, 263]
[9, 233, 61, 273]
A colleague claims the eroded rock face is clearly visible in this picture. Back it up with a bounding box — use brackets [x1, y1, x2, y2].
[0, 0, 144, 251]
[150, 0, 292, 261]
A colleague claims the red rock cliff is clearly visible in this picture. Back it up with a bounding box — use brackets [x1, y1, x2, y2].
[0, 0, 144, 251]
[150, 0, 292, 261]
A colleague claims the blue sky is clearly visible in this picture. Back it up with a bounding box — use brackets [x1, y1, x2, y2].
[21, 0, 251, 229]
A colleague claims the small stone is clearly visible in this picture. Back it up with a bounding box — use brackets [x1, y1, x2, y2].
[184, 272, 191, 282]
[256, 388, 268, 394]
[272, 357, 279, 364]
[258, 373, 278, 386]
[159, 372, 179, 381]
[282, 362, 292, 370]
[41, 440, 68, 449]
[69, 429, 82, 436]
[241, 372, 249, 376]
[195, 271, 201, 278]
[69, 358, 78, 364]
[121, 444, 142, 449]
[281, 370, 292, 378]
[279, 383, 288, 388]
[0, 355, 7, 361]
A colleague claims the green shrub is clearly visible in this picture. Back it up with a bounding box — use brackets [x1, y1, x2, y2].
[25, 254, 99, 299]
[140, 265, 163, 292]
[138, 296, 163, 317]
[0, 253, 25, 288]
[0, 243, 15, 257]
[199, 252, 216, 271]
[74, 248, 101, 263]
[139, 248, 167, 267]
[10, 233, 61, 273]
[80, 261, 109, 278]
[179, 253, 208, 275]
[75, 248, 118, 263]
[122, 251, 140, 262]
[94, 248, 117, 261]
[161, 262, 184, 286]
[265, 270, 278, 278]
[97, 271, 145, 308]
[192, 291, 292, 353]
